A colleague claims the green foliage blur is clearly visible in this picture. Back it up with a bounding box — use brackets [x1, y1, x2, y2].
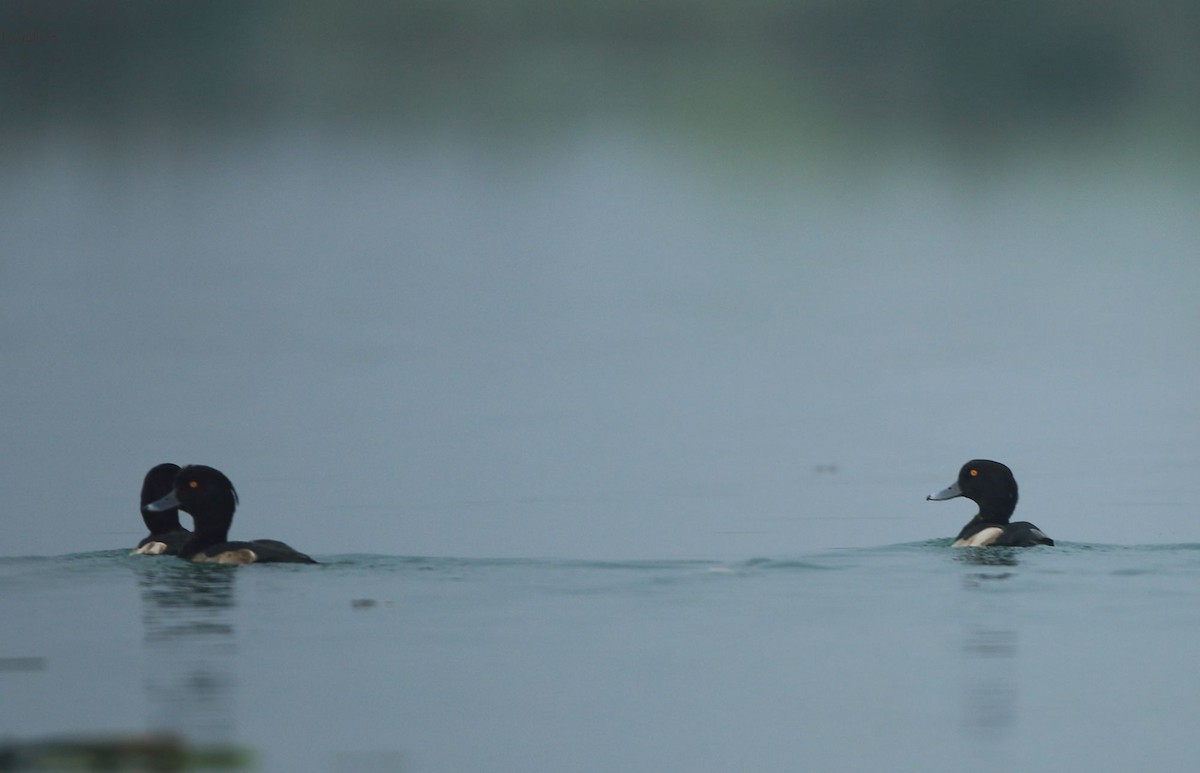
[2, 0, 1197, 150]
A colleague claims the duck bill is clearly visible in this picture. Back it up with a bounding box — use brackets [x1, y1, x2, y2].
[144, 490, 181, 512]
[926, 481, 962, 501]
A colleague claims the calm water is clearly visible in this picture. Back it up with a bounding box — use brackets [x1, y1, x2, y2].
[2, 131, 1198, 561]
[2, 97, 1198, 773]
[3, 545, 1200, 772]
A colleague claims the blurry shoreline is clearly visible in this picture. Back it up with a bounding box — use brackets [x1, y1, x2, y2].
[2, 1, 1197, 158]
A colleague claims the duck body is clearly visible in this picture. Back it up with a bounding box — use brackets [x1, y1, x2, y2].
[187, 539, 317, 565]
[134, 530, 192, 556]
[951, 518, 1054, 548]
[145, 465, 317, 565]
[927, 459, 1054, 547]
[131, 463, 191, 556]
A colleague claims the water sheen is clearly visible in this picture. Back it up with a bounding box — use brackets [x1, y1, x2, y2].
[4, 545, 1200, 772]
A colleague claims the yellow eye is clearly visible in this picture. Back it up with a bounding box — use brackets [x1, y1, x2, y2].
[969, 469, 978, 477]
[188, 480, 199, 489]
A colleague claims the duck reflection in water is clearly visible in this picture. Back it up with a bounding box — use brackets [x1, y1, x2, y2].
[961, 626, 1019, 739]
[957, 554, 1020, 750]
[133, 561, 241, 751]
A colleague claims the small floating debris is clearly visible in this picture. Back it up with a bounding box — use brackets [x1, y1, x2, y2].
[0, 657, 46, 672]
[350, 598, 394, 609]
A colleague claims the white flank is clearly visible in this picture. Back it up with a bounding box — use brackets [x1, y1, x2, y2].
[193, 548, 257, 564]
[952, 527, 1003, 547]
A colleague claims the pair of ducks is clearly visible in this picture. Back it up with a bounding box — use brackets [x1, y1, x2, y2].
[132, 458, 1054, 564]
[133, 464, 316, 564]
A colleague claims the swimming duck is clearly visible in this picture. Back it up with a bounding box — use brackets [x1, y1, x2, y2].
[145, 465, 317, 564]
[131, 463, 191, 555]
[927, 460, 1054, 547]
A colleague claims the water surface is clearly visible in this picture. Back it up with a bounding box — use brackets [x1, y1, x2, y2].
[4, 545, 1200, 771]
[2, 130, 1198, 561]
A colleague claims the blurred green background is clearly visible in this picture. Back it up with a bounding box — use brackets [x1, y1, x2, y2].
[4, 0, 1197, 157]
